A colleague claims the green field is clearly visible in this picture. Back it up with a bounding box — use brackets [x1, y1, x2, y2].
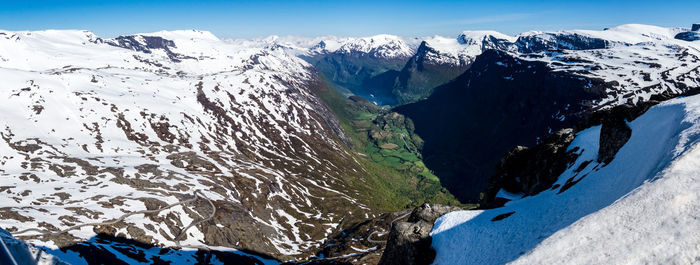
[310, 74, 462, 211]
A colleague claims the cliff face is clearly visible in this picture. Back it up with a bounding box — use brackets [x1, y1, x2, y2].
[396, 50, 605, 202]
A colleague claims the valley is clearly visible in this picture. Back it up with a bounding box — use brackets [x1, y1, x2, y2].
[0, 22, 698, 265]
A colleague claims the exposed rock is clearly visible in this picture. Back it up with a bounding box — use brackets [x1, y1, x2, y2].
[598, 117, 631, 164]
[515, 32, 609, 53]
[692, 23, 700, 32]
[378, 204, 461, 265]
[483, 129, 578, 207]
[406, 203, 462, 224]
[105, 35, 195, 62]
[674, 31, 700, 41]
[584, 103, 655, 164]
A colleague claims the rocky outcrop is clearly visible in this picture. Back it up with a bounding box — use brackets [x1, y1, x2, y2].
[515, 32, 609, 53]
[105, 35, 195, 62]
[675, 31, 700, 41]
[598, 115, 632, 164]
[674, 23, 700, 41]
[483, 129, 578, 207]
[378, 204, 461, 265]
[583, 103, 661, 164]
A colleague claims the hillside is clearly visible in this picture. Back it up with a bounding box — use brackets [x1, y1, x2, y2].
[431, 93, 700, 264]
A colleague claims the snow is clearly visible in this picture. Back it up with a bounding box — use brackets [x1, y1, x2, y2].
[431, 94, 700, 264]
[573, 24, 685, 44]
[0, 228, 65, 265]
[306, 34, 414, 58]
[513, 25, 700, 110]
[0, 28, 368, 261]
[419, 31, 515, 66]
[459, 30, 517, 43]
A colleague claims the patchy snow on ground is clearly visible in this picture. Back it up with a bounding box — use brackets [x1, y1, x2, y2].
[431, 94, 700, 265]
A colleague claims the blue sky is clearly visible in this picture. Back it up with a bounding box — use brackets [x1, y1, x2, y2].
[0, 0, 697, 39]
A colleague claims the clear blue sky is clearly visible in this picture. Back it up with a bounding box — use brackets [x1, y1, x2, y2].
[0, 0, 697, 39]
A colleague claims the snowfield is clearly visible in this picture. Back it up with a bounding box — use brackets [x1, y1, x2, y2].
[0, 28, 373, 262]
[431, 94, 700, 264]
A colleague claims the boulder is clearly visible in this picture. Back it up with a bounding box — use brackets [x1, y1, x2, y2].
[378, 204, 461, 265]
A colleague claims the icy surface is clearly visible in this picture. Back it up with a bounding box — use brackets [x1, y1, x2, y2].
[431, 94, 700, 264]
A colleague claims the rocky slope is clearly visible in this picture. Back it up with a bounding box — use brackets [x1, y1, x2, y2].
[390, 32, 516, 104]
[0, 29, 433, 263]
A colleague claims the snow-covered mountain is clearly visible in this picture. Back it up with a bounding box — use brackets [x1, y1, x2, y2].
[431, 93, 700, 264]
[0, 29, 387, 263]
[417, 31, 516, 66]
[306, 34, 414, 59]
[1, 23, 698, 265]
[396, 23, 700, 202]
[512, 24, 699, 109]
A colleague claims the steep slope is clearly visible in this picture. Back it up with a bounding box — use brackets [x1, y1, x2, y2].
[301, 35, 415, 105]
[431, 94, 700, 264]
[396, 24, 700, 202]
[395, 49, 606, 202]
[392, 31, 516, 104]
[0, 29, 424, 263]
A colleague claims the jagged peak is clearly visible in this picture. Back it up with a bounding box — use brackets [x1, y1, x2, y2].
[458, 30, 516, 44]
[335, 34, 413, 58]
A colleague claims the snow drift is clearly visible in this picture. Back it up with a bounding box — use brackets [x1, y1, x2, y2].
[431, 94, 700, 264]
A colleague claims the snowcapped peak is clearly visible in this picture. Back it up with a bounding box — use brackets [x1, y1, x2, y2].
[416, 32, 514, 66]
[335, 34, 414, 58]
[458, 30, 516, 44]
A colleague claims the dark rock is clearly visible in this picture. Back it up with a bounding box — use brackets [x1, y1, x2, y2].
[483, 129, 577, 207]
[675, 31, 700, 41]
[106, 35, 195, 62]
[597, 106, 635, 164]
[395, 49, 605, 203]
[457, 34, 513, 51]
[406, 203, 462, 223]
[392, 41, 471, 104]
[515, 33, 609, 53]
[378, 204, 460, 265]
[692, 23, 700, 32]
